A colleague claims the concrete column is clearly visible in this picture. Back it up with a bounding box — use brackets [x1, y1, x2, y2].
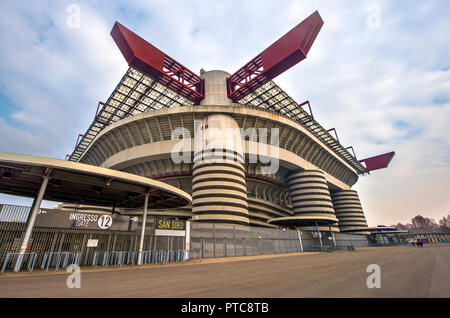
[184, 221, 190, 261]
[297, 230, 304, 252]
[14, 170, 51, 272]
[199, 70, 232, 106]
[137, 192, 149, 265]
[316, 221, 323, 252]
[329, 225, 336, 248]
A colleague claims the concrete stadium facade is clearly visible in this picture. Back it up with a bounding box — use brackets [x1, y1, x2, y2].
[68, 14, 394, 235]
[74, 70, 370, 233]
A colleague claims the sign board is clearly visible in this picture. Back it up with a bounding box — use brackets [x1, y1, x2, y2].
[87, 239, 99, 247]
[155, 217, 186, 237]
[35, 209, 136, 231]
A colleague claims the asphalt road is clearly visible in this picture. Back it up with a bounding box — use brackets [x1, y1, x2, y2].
[1, 244, 449, 297]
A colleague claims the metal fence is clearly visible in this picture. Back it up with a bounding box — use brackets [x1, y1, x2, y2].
[0, 220, 371, 272]
[190, 223, 369, 258]
[0, 221, 186, 272]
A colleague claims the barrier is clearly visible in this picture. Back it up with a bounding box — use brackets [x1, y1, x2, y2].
[109, 251, 135, 267]
[41, 252, 80, 271]
[306, 246, 334, 252]
[136, 249, 200, 265]
[1, 252, 37, 273]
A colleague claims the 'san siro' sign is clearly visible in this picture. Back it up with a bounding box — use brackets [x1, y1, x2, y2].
[155, 217, 186, 236]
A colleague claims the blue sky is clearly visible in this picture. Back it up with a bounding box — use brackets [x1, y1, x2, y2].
[0, 0, 449, 225]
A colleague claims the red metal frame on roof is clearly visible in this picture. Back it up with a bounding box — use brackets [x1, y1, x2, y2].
[111, 22, 204, 103]
[327, 128, 339, 143]
[75, 134, 84, 148]
[345, 146, 356, 158]
[360, 151, 395, 171]
[95, 102, 106, 123]
[227, 11, 324, 101]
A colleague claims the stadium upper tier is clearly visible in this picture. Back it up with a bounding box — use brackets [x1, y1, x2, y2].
[68, 67, 367, 176]
[71, 97, 359, 188]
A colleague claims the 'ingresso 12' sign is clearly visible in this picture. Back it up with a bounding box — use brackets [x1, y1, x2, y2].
[34, 209, 134, 231]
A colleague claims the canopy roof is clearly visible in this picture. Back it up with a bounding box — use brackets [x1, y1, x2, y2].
[0, 152, 191, 210]
[339, 226, 403, 234]
[267, 215, 338, 227]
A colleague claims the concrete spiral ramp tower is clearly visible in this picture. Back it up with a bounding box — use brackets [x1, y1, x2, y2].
[192, 113, 249, 225]
[268, 169, 338, 230]
[331, 190, 369, 233]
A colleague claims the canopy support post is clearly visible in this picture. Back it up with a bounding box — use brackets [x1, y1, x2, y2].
[14, 169, 51, 272]
[138, 192, 150, 265]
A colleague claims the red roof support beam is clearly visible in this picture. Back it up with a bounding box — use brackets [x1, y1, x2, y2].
[327, 128, 340, 143]
[75, 134, 84, 148]
[95, 101, 105, 119]
[299, 101, 314, 119]
[227, 11, 324, 101]
[111, 22, 204, 103]
[359, 151, 395, 172]
[284, 100, 314, 118]
[345, 146, 357, 158]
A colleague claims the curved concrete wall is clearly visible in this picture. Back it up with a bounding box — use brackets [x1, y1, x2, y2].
[331, 190, 368, 231]
[79, 105, 359, 187]
[287, 170, 337, 220]
[192, 114, 249, 226]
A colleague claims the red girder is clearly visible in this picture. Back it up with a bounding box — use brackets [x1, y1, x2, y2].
[283, 100, 313, 118]
[360, 151, 395, 172]
[75, 134, 84, 148]
[227, 11, 324, 101]
[95, 102, 105, 119]
[345, 146, 356, 158]
[110, 22, 204, 103]
[327, 128, 340, 143]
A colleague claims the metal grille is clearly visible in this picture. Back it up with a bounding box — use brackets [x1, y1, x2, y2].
[0, 204, 30, 223]
[69, 67, 195, 162]
[0, 221, 185, 270]
[237, 81, 368, 174]
[190, 222, 369, 258]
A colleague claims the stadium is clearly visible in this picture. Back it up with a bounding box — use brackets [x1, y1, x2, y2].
[67, 11, 395, 230]
[0, 11, 406, 272]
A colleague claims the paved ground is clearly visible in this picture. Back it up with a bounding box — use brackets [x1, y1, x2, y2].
[0, 244, 448, 297]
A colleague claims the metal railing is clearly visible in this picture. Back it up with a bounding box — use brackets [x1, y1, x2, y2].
[41, 252, 80, 271]
[1, 252, 37, 273]
[305, 246, 334, 252]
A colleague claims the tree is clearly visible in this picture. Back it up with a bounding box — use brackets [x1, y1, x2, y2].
[393, 213, 449, 233]
[438, 212, 450, 233]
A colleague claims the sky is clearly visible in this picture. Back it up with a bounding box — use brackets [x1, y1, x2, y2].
[0, 0, 449, 226]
